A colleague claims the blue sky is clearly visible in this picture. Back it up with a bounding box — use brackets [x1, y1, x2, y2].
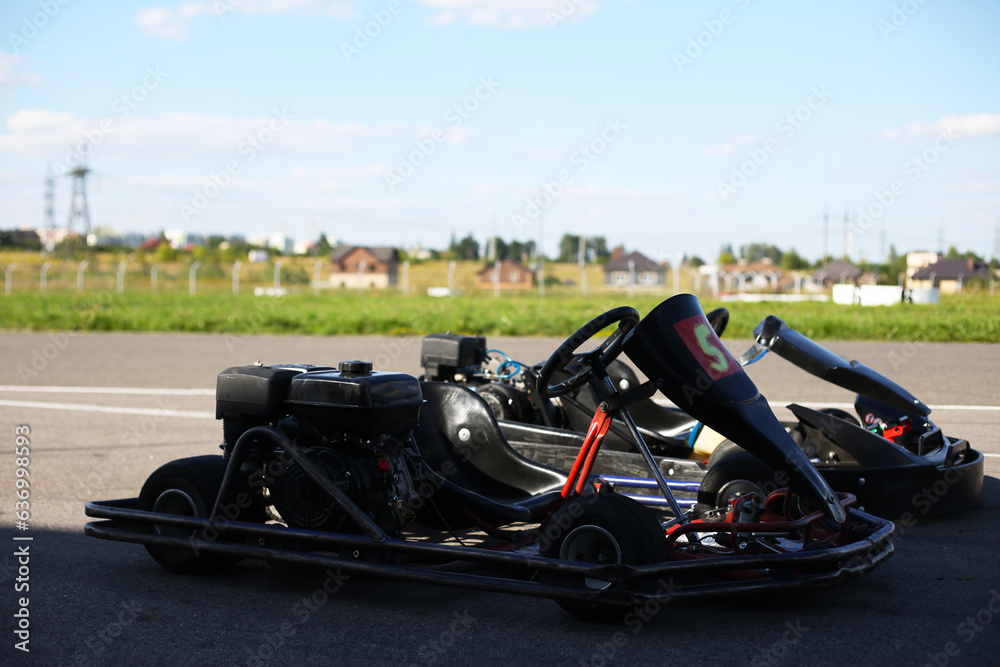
[1, 0, 998, 263]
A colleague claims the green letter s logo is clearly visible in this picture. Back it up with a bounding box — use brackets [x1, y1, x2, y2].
[694, 323, 728, 373]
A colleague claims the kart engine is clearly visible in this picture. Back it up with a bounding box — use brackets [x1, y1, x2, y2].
[215, 360, 426, 536]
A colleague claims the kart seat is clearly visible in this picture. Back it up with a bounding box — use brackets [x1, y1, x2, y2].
[414, 382, 571, 528]
[557, 360, 696, 455]
[604, 361, 700, 435]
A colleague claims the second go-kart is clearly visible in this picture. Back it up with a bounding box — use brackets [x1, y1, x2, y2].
[86, 295, 893, 620]
[422, 308, 983, 519]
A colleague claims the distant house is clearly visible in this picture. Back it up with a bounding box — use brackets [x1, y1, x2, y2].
[604, 251, 666, 289]
[812, 261, 863, 286]
[910, 258, 991, 294]
[475, 258, 534, 291]
[716, 258, 783, 293]
[329, 246, 400, 289]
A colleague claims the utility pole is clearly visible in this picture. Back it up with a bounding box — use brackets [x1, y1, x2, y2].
[579, 208, 588, 297]
[993, 216, 999, 261]
[843, 207, 852, 262]
[822, 204, 829, 267]
[538, 210, 545, 299]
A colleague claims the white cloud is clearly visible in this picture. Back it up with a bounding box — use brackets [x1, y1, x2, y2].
[877, 113, 1000, 141]
[0, 52, 41, 89]
[514, 146, 566, 160]
[414, 0, 599, 29]
[0, 108, 408, 163]
[697, 134, 760, 156]
[134, 1, 356, 40]
[134, 3, 209, 40]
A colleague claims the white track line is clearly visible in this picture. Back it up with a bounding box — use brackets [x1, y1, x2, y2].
[0, 385, 214, 396]
[0, 399, 213, 419]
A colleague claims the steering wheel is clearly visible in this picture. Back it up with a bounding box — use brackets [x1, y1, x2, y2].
[706, 307, 729, 338]
[536, 306, 640, 398]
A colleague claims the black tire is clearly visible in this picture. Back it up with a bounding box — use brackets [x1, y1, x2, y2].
[697, 451, 776, 517]
[539, 493, 668, 622]
[705, 439, 745, 468]
[138, 455, 260, 574]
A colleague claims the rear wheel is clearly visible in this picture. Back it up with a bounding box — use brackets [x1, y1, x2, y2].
[697, 451, 776, 519]
[138, 455, 261, 574]
[539, 493, 668, 622]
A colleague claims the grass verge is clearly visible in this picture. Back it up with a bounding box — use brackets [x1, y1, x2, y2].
[1, 292, 998, 341]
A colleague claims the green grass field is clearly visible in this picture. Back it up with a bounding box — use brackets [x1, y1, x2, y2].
[1, 290, 998, 342]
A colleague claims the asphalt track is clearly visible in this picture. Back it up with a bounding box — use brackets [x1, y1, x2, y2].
[0, 331, 998, 666]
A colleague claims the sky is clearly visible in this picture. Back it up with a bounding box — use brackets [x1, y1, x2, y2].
[1, 0, 998, 263]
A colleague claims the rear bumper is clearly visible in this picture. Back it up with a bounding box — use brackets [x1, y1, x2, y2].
[817, 446, 984, 518]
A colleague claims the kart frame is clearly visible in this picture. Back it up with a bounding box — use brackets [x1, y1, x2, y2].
[86, 426, 894, 605]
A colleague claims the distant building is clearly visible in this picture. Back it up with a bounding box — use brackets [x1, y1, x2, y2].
[812, 260, 863, 286]
[910, 258, 991, 294]
[165, 229, 204, 249]
[293, 240, 317, 256]
[249, 233, 293, 255]
[329, 246, 400, 289]
[0, 229, 41, 250]
[603, 251, 666, 288]
[716, 258, 783, 293]
[86, 227, 149, 248]
[475, 259, 534, 291]
[904, 251, 942, 289]
[35, 227, 73, 251]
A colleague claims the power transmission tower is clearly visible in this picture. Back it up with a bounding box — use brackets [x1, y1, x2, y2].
[66, 166, 92, 236]
[44, 164, 55, 229]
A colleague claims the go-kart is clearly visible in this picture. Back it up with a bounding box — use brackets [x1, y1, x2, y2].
[419, 311, 983, 519]
[86, 295, 894, 620]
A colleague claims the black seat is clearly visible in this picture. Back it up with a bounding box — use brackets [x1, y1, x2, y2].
[414, 382, 570, 528]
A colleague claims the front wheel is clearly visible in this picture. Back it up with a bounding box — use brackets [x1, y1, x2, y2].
[539, 493, 668, 622]
[138, 455, 260, 574]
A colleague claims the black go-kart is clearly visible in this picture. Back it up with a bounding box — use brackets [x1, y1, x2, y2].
[419, 308, 983, 520]
[86, 295, 894, 620]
